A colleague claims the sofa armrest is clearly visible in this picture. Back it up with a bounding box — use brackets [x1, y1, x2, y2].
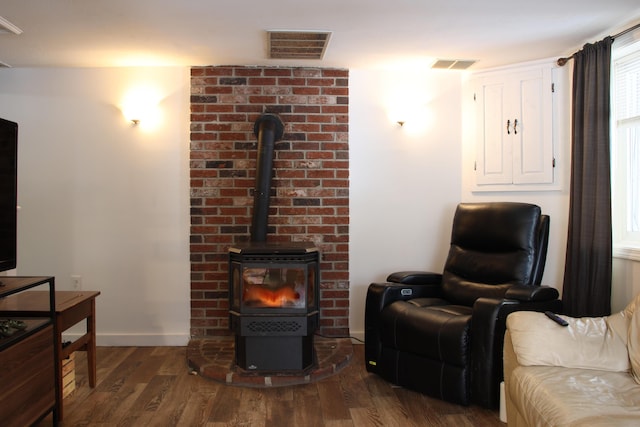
[386, 270, 442, 285]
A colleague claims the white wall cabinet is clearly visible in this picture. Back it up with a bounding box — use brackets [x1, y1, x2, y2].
[472, 63, 555, 190]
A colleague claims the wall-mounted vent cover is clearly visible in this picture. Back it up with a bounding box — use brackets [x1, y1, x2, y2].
[432, 59, 476, 70]
[267, 31, 331, 60]
[0, 16, 23, 35]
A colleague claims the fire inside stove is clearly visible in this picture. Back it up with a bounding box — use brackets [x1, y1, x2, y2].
[241, 268, 306, 308]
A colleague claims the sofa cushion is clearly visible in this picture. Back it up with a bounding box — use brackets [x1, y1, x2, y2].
[509, 365, 640, 426]
[506, 311, 629, 372]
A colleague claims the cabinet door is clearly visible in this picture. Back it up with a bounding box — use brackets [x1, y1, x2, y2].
[512, 67, 553, 184]
[475, 76, 513, 185]
[0, 325, 56, 427]
[474, 64, 554, 187]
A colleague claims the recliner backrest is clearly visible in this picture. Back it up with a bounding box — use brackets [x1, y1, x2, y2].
[441, 202, 549, 306]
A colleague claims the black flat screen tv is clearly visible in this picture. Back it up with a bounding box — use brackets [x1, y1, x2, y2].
[0, 117, 17, 273]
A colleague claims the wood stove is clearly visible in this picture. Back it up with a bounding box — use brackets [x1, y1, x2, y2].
[228, 113, 320, 373]
[229, 242, 319, 372]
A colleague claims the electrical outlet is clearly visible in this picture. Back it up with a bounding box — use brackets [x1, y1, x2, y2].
[71, 275, 82, 290]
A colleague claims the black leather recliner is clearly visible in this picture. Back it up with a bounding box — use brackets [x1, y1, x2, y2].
[364, 202, 562, 408]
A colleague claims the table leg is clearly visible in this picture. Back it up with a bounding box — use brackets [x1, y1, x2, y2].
[55, 319, 64, 421]
[87, 299, 97, 388]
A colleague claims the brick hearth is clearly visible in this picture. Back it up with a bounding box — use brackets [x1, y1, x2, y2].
[187, 336, 353, 387]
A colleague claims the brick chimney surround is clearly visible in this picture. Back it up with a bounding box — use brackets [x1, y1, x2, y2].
[190, 66, 350, 338]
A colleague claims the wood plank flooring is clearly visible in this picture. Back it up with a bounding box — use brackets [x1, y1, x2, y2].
[38, 344, 505, 426]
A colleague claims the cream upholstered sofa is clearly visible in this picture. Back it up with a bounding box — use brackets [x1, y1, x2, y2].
[503, 294, 640, 426]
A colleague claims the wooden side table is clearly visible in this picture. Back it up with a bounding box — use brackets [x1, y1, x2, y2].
[0, 290, 100, 421]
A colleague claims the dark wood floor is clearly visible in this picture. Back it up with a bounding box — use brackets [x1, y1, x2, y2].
[39, 344, 505, 426]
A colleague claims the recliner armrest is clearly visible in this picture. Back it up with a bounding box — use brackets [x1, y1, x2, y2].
[364, 280, 443, 374]
[366, 280, 441, 313]
[505, 285, 559, 302]
[470, 294, 563, 408]
[386, 270, 442, 285]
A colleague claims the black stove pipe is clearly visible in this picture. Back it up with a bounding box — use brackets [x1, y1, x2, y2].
[251, 113, 284, 242]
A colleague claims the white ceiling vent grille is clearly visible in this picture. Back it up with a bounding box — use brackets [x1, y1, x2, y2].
[432, 59, 476, 70]
[267, 31, 331, 60]
[0, 16, 23, 35]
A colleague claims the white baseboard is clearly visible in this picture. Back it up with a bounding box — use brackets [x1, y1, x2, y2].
[62, 332, 190, 347]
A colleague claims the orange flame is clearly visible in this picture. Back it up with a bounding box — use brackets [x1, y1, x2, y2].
[243, 285, 300, 307]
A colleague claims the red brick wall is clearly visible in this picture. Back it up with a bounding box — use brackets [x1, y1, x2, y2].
[190, 66, 349, 337]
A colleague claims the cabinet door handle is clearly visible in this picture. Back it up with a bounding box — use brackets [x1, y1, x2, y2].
[514, 119, 518, 135]
[506, 119, 511, 134]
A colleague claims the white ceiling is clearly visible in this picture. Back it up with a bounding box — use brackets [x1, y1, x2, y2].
[1, 0, 640, 70]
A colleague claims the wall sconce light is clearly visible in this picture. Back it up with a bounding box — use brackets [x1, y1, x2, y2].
[389, 104, 432, 133]
[389, 103, 412, 129]
[120, 86, 162, 128]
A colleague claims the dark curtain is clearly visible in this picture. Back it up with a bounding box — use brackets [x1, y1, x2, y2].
[562, 36, 613, 317]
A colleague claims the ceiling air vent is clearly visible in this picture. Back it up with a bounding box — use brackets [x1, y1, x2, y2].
[267, 31, 331, 60]
[432, 59, 476, 70]
[0, 16, 23, 35]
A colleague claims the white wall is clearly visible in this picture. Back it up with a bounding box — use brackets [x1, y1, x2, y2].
[0, 67, 191, 346]
[349, 66, 463, 339]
